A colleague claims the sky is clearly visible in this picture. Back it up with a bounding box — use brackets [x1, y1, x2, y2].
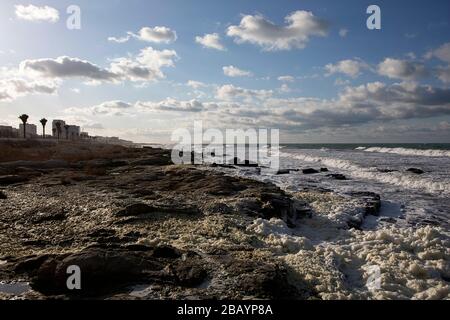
[0, 0, 450, 143]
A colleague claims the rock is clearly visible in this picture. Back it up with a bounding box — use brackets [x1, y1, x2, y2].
[14, 245, 207, 296]
[377, 168, 398, 173]
[327, 174, 347, 180]
[348, 191, 381, 217]
[320, 168, 329, 172]
[0, 191, 6, 199]
[302, 168, 319, 174]
[0, 160, 69, 170]
[32, 212, 66, 224]
[0, 175, 29, 185]
[115, 203, 154, 217]
[131, 156, 172, 166]
[232, 157, 259, 167]
[115, 202, 200, 217]
[276, 169, 291, 175]
[407, 168, 425, 174]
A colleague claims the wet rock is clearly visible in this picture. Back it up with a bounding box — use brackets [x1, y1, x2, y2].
[0, 175, 29, 185]
[13, 245, 207, 296]
[0, 191, 6, 199]
[407, 168, 425, 174]
[232, 157, 258, 167]
[302, 168, 319, 174]
[320, 168, 329, 172]
[276, 169, 291, 175]
[327, 174, 347, 180]
[377, 168, 398, 173]
[0, 160, 69, 170]
[348, 191, 381, 217]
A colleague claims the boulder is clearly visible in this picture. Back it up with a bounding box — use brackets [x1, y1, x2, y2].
[0, 191, 6, 199]
[327, 174, 347, 180]
[302, 168, 319, 174]
[320, 168, 329, 172]
[407, 168, 424, 174]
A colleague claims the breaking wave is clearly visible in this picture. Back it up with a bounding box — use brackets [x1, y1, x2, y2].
[356, 147, 450, 158]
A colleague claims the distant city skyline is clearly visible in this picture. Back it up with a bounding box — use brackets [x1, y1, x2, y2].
[0, 0, 450, 143]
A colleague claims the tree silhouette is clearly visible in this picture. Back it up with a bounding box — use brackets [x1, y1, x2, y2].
[64, 125, 70, 140]
[19, 114, 29, 139]
[40, 118, 48, 139]
[55, 122, 62, 140]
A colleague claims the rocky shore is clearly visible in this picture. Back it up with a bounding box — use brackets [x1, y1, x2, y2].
[0, 140, 448, 300]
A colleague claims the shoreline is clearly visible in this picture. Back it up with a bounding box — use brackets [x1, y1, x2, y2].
[0, 141, 448, 300]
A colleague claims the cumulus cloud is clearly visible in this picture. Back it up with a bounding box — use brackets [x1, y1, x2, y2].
[223, 65, 253, 77]
[436, 66, 450, 83]
[278, 75, 295, 82]
[15, 4, 59, 23]
[325, 59, 368, 78]
[21, 56, 118, 81]
[226, 10, 328, 51]
[377, 58, 428, 80]
[0, 78, 58, 101]
[137, 98, 210, 113]
[216, 84, 272, 101]
[64, 100, 132, 117]
[20, 48, 178, 84]
[109, 26, 177, 44]
[195, 33, 226, 51]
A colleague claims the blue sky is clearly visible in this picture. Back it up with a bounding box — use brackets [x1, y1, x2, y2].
[0, 0, 450, 143]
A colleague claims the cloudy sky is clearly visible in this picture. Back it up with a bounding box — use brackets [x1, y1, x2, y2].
[1, 0, 450, 143]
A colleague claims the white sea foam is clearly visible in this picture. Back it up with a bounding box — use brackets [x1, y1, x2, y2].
[361, 147, 450, 158]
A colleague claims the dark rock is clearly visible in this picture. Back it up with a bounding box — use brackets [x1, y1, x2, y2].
[407, 168, 425, 174]
[276, 169, 291, 175]
[302, 168, 319, 174]
[0, 191, 6, 199]
[13, 245, 207, 296]
[327, 174, 347, 180]
[377, 168, 398, 173]
[0, 175, 29, 185]
[115, 203, 154, 217]
[232, 157, 259, 167]
[320, 168, 329, 172]
[131, 156, 172, 166]
[348, 191, 381, 217]
[115, 202, 200, 217]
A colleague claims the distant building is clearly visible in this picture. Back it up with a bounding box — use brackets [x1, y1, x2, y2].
[67, 125, 81, 140]
[0, 125, 19, 138]
[18, 123, 37, 138]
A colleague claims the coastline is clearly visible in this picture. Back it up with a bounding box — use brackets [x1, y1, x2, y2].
[0, 141, 448, 300]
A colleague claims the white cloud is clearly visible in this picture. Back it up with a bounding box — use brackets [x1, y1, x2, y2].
[109, 26, 177, 44]
[436, 66, 450, 83]
[226, 10, 328, 51]
[187, 80, 207, 89]
[195, 33, 226, 51]
[377, 58, 428, 80]
[15, 4, 59, 23]
[277, 75, 295, 82]
[137, 98, 209, 113]
[339, 28, 348, 37]
[223, 65, 253, 77]
[425, 42, 450, 63]
[216, 84, 272, 101]
[279, 84, 291, 93]
[21, 56, 118, 81]
[325, 59, 368, 78]
[20, 47, 178, 84]
[0, 78, 58, 101]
